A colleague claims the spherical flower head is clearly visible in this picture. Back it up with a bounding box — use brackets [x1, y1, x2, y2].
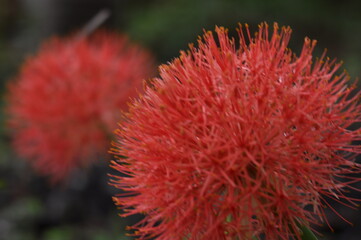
[7, 31, 154, 182]
[110, 23, 361, 239]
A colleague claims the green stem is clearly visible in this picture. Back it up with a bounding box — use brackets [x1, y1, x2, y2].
[299, 225, 319, 240]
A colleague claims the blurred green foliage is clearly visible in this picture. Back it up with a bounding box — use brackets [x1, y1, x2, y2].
[119, 0, 361, 79]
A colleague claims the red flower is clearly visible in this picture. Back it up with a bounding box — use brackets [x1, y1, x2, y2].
[7, 31, 154, 182]
[110, 23, 361, 239]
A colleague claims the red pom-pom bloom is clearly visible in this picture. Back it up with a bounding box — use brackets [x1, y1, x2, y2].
[110, 23, 361, 239]
[7, 31, 154, 182]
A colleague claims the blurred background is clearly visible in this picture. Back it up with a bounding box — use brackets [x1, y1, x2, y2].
[0, 0, 361, 239]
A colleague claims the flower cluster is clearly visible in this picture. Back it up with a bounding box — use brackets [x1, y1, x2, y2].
[110, 23, 361, 239]
[7, 31, 154, 182]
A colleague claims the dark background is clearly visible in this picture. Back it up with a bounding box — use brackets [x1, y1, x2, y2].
[1, 0, 361, 239]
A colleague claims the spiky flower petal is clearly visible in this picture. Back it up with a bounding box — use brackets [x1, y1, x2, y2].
[111, 23, 361, 239]
[7, 31, 154, 182]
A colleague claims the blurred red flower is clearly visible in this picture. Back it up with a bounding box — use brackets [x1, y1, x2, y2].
[110, 23, 361, 239]
[7, 31, 154, 182]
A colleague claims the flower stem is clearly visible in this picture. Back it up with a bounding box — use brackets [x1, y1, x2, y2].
[299, 225, 319, 240]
